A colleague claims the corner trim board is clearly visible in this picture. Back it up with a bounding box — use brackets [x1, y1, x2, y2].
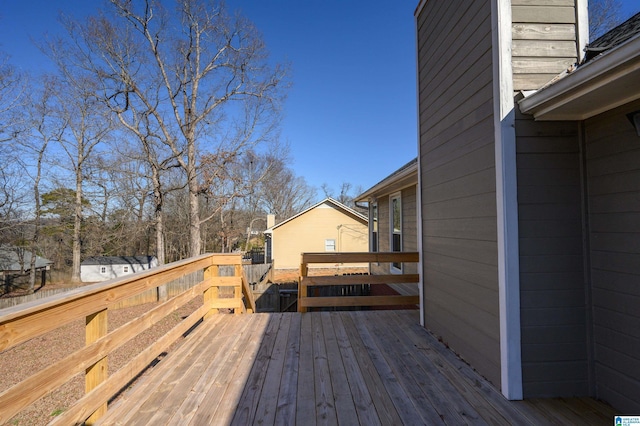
[492, 0, 523, 400]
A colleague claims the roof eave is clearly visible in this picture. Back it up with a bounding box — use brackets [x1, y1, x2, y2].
[518, 35, 640, 121]
[355, 162, 418, 202]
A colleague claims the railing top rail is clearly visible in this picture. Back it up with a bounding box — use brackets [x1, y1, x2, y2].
[0, 253, 240, 320]
[301, 251, 419, 264]
[0, 253, 243, 351]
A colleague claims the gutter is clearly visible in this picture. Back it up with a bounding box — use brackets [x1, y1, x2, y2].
[519, 34, 640, 119]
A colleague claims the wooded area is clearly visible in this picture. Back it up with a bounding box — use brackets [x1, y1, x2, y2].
[0, 0, 323, 290]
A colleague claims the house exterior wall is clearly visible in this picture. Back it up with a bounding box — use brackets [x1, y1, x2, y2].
[271, 202, 368, 270]
[511, 0, 579, 90]
[369, 185, 419, 276]
[417, 0, 501, 387]
[584, 100, 640, 413]
[515, 107, 589, 397]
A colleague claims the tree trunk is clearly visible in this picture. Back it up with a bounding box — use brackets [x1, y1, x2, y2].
[155, 190, 167, 301]
[71, 167, 83, 283]
[187, 142, 201, 257]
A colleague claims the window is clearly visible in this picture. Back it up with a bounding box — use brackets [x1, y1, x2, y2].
[390, 193, 402, 271]
[325, 239, 336, 252]
[123, 265, 130, 274]
[100, 266, 106, 274]
[371, 202, 378, 252]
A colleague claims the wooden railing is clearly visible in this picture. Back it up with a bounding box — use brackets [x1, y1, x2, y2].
[298, 252, 420, 312]
[0, 253, 255, 425]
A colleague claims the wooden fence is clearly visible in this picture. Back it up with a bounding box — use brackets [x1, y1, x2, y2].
[298, 252, 420, 312]
[0, 253, 256, 425]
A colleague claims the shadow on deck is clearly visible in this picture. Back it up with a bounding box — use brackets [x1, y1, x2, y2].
[97, 310, 615, 425]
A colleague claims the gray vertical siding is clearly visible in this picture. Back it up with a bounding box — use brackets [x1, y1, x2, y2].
[417, 0, 501, 386]
[585, 102, 640, 413]
[515, 108, 588, 397]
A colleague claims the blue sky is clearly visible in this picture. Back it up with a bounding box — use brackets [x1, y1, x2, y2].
[1, 0, 639, 197]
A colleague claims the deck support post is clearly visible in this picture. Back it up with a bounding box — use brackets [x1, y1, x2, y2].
[85, 308, 108, 424]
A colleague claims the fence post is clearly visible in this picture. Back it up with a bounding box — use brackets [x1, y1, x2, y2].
[203, 263, 219, 319]
[85, 308, 108, 424]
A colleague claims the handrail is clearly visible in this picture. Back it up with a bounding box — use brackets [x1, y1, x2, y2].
[0, 253, 252, 425]
[298, 252, 420, 312]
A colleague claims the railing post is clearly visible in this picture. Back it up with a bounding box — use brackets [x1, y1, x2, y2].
[298, 259, 308, 313]
[234, 263, 243, 315]
[85, 308, 108, 424]
[203, 263, 219, 318]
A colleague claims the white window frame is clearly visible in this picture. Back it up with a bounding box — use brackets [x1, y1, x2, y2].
[325, 239, 336, 252]
[371, 201, 378, 253]
[100, 266, 107, 274]
[390, 192, 402, 273]
[123, 265, 130, 274]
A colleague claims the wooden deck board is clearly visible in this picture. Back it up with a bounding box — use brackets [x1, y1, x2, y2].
[320, 312, 360, 426]
[311, 311, 338, 425]
[274, 312, 301, 425]
[376, 310, 486, 425]
[166, 315, 265, 425]
[252, 313, 292, 424]
[295, 313, 316, 426]
[331, 314, 381, 426]
[356, 310, 447, 424]
[348, 312, 427, 425]
[95, 311, 616, 425]
[229, 313, 283, 425]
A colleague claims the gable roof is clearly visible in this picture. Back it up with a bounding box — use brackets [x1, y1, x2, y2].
[81, 256, 157, 266]
[0, 246, 53, 272]
[519, 12, 640, 121]
[355, 158, 418, 202]
[264, 198, 367, 233]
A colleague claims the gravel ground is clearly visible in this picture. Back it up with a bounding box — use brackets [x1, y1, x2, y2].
[1, 296, 203, 426]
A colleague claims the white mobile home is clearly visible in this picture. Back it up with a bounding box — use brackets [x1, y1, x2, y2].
[80, 256, 158, 282]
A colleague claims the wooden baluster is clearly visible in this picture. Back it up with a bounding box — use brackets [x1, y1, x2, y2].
[203, 264, 219, 319]
[85, 308, 108, 424]
[234, 263, 243, 314]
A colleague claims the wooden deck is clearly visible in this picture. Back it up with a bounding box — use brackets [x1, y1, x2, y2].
[97, 311, 615, 425]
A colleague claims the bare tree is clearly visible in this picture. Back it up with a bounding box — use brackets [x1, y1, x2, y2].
[62, 0, 288, 258]
[52, 76, 112, 282]
[320, 181, 364, 211]
[15, 76, 66, 291]
[0, 54, 24, 142]
[259, 158, 316, 221]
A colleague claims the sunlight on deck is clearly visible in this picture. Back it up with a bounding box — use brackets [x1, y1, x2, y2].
[96, 311, 615, 425]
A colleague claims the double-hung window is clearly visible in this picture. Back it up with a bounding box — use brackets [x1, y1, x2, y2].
[371, 202, 378, 252]
[325, 239, 336, 252]
[390, 193, 402, 272]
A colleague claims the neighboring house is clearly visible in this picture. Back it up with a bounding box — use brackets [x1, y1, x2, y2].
[0, 246, 53, 289]
[415, 0, 639, 413]
[264, 198, 368, 270]
[80, 256, 159, 282]
[355, 158, 419, 284]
